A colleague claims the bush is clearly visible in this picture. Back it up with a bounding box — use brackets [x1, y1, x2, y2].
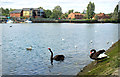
[72, 18, 76, 20]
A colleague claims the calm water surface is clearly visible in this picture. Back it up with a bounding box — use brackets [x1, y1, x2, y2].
[0, 23, 118, 75]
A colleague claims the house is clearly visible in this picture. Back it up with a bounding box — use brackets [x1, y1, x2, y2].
[10, 9, 23, 18]
[68, 13, 85, 19]
[23, 8, 45, 18]
[23, 8, 33, 18]
[9, 8, 45, 19]
[33, 8, 45, 18]
[93, 13, 110, 19]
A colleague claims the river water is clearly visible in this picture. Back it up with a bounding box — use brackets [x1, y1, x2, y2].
[0, 23, 118, 75]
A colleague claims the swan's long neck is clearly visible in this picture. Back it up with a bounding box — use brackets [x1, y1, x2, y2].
[91, 49, 96, 53]
[49, 49, 53, 65]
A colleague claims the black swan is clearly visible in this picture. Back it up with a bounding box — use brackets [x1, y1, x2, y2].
[10, 25, 12, 27]
[48, 48, 65, 65]
[90, 49, 108, 64]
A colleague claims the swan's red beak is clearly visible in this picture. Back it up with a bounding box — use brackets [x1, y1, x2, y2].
[48, 48, 51, 50]
[90, 51, 92, 54]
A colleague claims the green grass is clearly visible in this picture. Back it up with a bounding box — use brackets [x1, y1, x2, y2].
[77, 40, 119, 76]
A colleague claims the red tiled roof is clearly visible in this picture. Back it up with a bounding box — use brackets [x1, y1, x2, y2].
[93, 13, 110, 19]
[70, 13, 85, 16]
[96, 13, 105, 16]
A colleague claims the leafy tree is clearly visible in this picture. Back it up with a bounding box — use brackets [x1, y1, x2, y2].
[107, 13, 112, 18]
[50, 5, 62, 19]
[0, 8, 2, 15]
[61, 13, 68, 19]
[0, 7, 10, 16]
[0, 7, 5, 14]
[68, 9, 74, 14]
[86, 2, 95, 19]
[44, 9, 52, 18]
[64, 13, 68, 18]
[38, 7, 44, 9]
[5, 8, 9, 15]
[75, 11, 80, 13]
[112, 5, 119, 20]
[94, 15, 99, 20]
[9, 8, 15, 12]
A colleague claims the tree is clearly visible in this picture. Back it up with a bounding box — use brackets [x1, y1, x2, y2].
[0, 7, 10, 16]
[5, 8, 9, 16]
[44, 9, 52, 18]
[75, 11, 80, 13]
[68, 9, 74, 14]
[107, 13, 112, 19]
[112, 5, 118, 20]
[50, 5, 62, 19]
[94, 15, 99, 20]
[9, 8, 15, 12]
[0, 7, 5, 14]
[0, 8, 2, 15]
[64, 13, 68, 18]
[86, 2, 95, 19]
[61, 13, 68, 19]
[38, 7, 44, 9]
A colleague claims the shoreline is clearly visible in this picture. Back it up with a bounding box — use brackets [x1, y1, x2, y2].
[76, 40, 120, 76]
[1, 19, 119, 23]
[32, 20, 119, 23]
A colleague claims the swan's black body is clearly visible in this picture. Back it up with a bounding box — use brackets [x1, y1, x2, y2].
[48, 48, 65, 65]
[90, 49, 107, 60]
[90, 49, 108, 65]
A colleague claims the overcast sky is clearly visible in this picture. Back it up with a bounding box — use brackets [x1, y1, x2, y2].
[0, 0, 119, 14]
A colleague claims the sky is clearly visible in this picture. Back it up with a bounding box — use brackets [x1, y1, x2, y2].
[0, 0, 119, 14]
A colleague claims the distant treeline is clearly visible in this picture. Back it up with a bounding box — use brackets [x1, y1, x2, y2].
[0, 1, 119, 20]
[0, 7, 14, 16]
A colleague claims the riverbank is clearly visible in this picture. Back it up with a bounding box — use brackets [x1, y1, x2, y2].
[1, 19, 119, 23]
[76, 40, 120, 77]
[32, 20, 119, 23]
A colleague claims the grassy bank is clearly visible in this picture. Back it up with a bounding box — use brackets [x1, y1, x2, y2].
[77, 40, 120, 76]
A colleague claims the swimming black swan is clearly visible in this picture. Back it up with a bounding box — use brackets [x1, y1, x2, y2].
[10, 25, 12, 27]
[48, 48, 65, 65]
[90, 49, 108, 64]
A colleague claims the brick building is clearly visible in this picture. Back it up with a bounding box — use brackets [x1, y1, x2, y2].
[33, 8, 45, 18]
[68, 13, 85, 19]
[10, 9, 23, 18]
[10, 8, 45, 18]
[22, 8, 33, 18]
[93, 13, 110, 19]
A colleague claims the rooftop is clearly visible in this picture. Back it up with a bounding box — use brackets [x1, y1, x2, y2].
[70, 13, 85, 16]
[10, 9, 22, 13]
[23, 8, 33, 11]
[23, 8, 44, 11]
